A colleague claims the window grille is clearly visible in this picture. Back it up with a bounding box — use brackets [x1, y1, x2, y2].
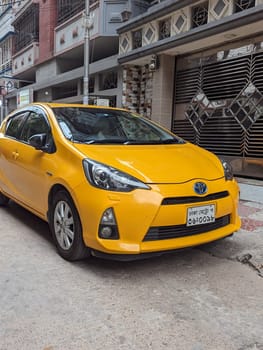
[132, 29, 142, 49]
[234, 0, 255, 12]
[13, 4, 39, 53]
[99, 71, 117, 91]
[0, 0, 11, 15]
[57, 0, 85, 25]
[191, 2, 208, 28]
[159, 17, 171, 40]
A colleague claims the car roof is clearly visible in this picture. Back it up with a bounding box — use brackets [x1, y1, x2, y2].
[32, 102, 128, 113]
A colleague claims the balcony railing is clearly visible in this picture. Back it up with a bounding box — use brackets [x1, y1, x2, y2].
[0, 60, 12, 75]
[57, 0, 85, 25]
[14, 34, 39, 53]
[56, 0, 99, 25]
[13, 2, 39, 54]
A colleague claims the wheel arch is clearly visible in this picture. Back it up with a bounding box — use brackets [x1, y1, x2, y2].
[48, 184, 90, 261]
[47, 184, 79, 224]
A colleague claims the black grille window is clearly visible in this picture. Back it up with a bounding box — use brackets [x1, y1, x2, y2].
[99, 71, 117, 90]
[159, 17, 171, 40]
[234, 0, 255, 12]
[191, 2, 208, 28]
[13, 4, 39, 53]
[132, 29, 142, 49]
[57, 0, 85, 25]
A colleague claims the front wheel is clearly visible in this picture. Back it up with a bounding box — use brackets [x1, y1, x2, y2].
[49, 190, 90, 261]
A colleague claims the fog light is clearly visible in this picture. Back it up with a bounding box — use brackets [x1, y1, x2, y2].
[98, 208, 119, 240]
[100, 226, 112, 239]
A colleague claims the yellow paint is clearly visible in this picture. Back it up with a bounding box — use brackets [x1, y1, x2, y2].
[0, 103, 241, 256]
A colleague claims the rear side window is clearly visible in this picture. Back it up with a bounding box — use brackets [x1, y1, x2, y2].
[5, 113, 28, 139]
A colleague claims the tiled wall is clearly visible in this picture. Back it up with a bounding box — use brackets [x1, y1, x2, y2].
[122, 65, 153, 118]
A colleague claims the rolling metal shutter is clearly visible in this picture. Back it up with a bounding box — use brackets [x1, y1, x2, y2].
[173, 51, 263, 162]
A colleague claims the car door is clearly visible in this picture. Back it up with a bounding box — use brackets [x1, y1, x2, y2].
[0, 111, 29, 200]
[14, 108, 57, 216]
[2, 107, 56, 216]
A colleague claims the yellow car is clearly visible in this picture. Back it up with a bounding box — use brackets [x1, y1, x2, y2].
[0, 103, 241, 261]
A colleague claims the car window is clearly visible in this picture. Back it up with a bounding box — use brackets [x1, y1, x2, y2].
[20, 111, 50, 143]
[5, 112, 28, 139]
[52, 107, 185, 145]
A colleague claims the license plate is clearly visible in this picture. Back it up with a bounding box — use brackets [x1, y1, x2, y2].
[187, 204, 215, 226]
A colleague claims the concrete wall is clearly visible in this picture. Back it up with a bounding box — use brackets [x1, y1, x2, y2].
[151, 54, 175, 129]
[35, 60, 57, 83]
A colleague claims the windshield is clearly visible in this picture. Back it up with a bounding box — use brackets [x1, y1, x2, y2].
[52, 107, 185, 145]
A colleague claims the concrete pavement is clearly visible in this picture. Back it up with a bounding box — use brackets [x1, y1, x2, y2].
[238, 177, 263, 232]
[236, 177, 263, 277]
[238, 177, 263, 204]
[0, 176, 262, 350]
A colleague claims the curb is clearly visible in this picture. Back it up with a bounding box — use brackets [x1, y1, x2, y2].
[236, 178, 263, 204]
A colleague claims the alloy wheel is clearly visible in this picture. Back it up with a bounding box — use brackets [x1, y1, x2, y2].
[54, 200, 75, 250]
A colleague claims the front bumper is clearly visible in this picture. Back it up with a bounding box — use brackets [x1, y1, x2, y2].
[74, 177, 241, 256]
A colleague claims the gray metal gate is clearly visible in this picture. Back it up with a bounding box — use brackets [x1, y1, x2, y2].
[173, 48, 263, 179]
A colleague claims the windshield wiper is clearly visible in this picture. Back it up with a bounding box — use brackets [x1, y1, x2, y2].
[161, 138, 182, 144]
[124, 139, 180, 145]
[85, 138, 127, 144]
[85, 138, 182, 145]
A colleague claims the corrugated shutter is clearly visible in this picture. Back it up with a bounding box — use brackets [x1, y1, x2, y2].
[173, 51, 263, 159]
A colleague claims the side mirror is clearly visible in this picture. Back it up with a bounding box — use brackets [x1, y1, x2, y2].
[28, 133, 47, 150]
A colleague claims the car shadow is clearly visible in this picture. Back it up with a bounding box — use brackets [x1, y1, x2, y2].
[3, 200, 53, 244]
[75, 238, 240, 278]
[2, 200, 241, 275]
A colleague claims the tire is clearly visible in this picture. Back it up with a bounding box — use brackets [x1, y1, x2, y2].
[0, 192, 9, 206]
[49, 190, 90, 261]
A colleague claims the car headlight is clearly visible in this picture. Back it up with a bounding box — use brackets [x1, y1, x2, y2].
[219, 158, 233, 181]
[83, 158, 150, 192]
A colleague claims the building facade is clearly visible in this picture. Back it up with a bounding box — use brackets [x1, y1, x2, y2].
[0, 0, 15, 120]
[6, 0, 150, 111]
[117, 0, 263, 179]
[2, 0, 263, 179]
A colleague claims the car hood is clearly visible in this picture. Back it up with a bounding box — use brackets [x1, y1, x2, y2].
[73, 143, 224, 184]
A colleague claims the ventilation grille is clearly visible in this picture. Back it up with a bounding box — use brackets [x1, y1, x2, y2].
[162, 191, 229, 205]
[143, 215, 230, 241]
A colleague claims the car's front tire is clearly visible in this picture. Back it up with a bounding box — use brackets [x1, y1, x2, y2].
[50, 190, 90, 261]
[0, 192, 9, 206]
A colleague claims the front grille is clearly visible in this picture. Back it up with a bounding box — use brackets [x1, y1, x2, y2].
[143, 215, 230, 241]
[162, 191, 229, 205]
